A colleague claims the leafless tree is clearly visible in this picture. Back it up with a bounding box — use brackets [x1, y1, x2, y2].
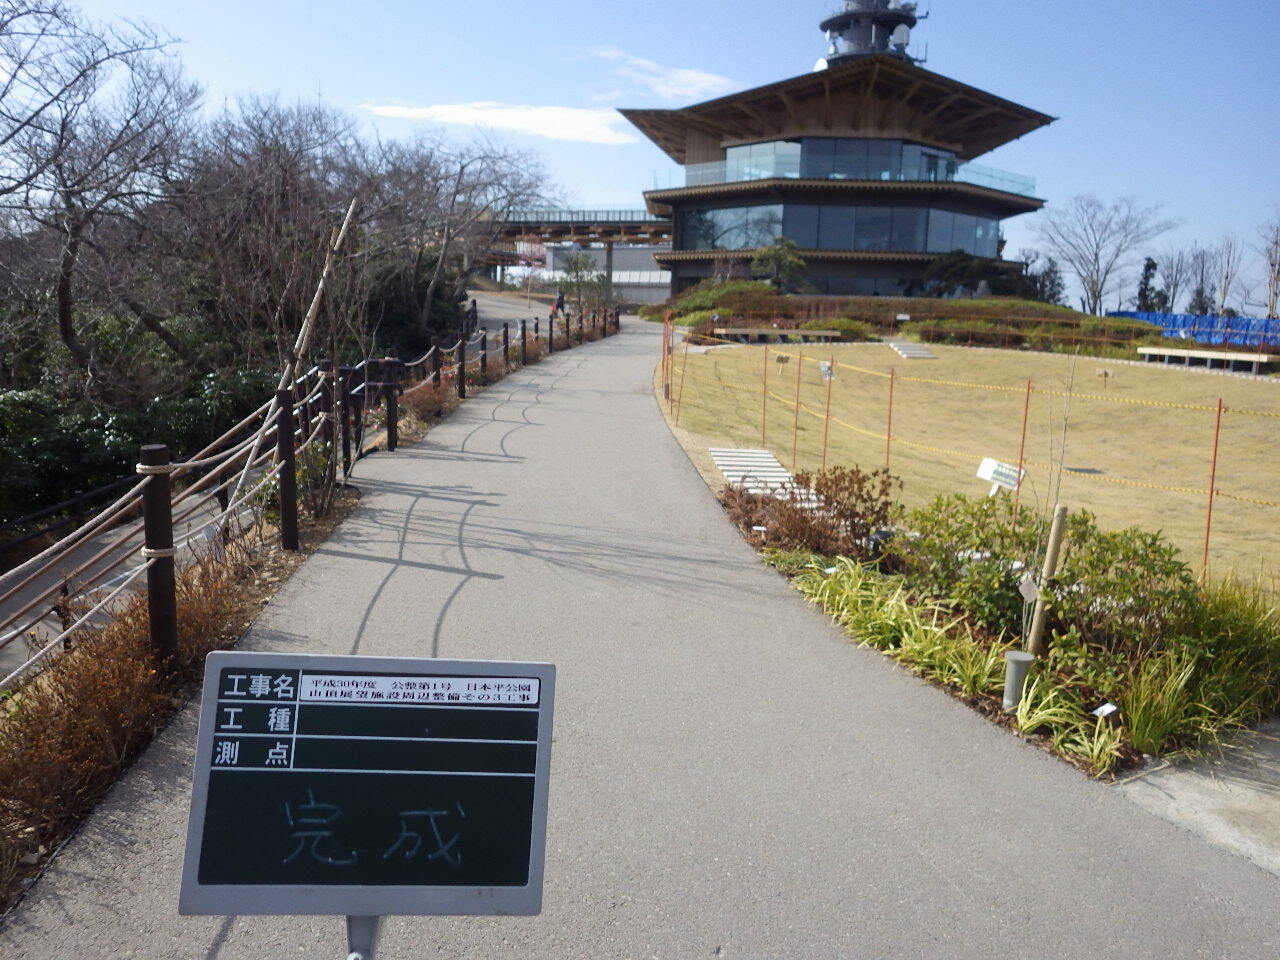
[8, 38, 200, 394]
[1032, 194, 1178, 315]
[1156, 246, 1191, 313]
[0, 1, 166, 200]
[1215, 234, 1244, 315]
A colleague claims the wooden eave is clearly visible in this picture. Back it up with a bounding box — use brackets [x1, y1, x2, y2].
[642, 178, 1045, 218]
[654, 248, 1024, 272]
[619, 55, 1055, 164]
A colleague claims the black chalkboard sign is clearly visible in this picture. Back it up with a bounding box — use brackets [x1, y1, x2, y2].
[180, 652, 555, 917]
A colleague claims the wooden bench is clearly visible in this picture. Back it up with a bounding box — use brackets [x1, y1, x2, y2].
[1137, 346, 1279, 375]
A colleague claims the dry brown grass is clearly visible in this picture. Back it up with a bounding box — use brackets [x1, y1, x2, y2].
[669, 342, 1280, 578]
[0, 488, 358, 912]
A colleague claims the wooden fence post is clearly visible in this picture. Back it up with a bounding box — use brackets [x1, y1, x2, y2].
[457, 340, 467, 399]
[480, 330, 488, 377]
[319, 360, 335, 446]
[338, 365, 353, 476]
[383, 357, 400, 452]
[534, 320, 541, 356]
[431, 348, 443, 392]
[502, 323, 510, 371]
[139, 444, 178, 671]
[521, 320, 528, 365]
[275, 389, 300, 551]
[545, 316, 553, 354]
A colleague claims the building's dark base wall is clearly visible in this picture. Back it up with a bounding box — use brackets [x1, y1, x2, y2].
[671, 259, 930, 297]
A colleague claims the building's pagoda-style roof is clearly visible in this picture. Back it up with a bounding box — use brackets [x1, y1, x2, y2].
[619, 54, 1054, 164]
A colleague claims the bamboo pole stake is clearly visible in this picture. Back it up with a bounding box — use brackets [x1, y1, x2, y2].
[790, 353, 804, 469]
[1202, 398, 1225, 580]
[821, 355, 834, 473]
[1027, 504, 1068, 658]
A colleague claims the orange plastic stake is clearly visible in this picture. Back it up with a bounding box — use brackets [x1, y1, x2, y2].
[1014, 378, 1032, 513]
[1202, 398, 1225, 580]
[761, 346, 769, 449]
[821, 354, 834, 472]
[790, 353, 804, 469]
[885, 367, 896, 470]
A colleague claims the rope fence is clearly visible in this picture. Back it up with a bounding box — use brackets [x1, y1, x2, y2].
[0, 305, 623, 694]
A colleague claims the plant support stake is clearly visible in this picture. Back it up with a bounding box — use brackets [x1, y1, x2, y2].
[1026, 503, 1068, 658]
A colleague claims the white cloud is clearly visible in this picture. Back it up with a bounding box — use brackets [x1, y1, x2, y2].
[590, 46, 737, 102]
[361, 102, 639, 146]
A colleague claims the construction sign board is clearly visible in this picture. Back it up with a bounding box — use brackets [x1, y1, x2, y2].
[180, 651, 555, 917]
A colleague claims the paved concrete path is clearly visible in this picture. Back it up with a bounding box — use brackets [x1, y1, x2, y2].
[3, 304, 1277, 959]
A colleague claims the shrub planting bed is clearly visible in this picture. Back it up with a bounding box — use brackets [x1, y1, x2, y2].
[721, 469, 1280, 778]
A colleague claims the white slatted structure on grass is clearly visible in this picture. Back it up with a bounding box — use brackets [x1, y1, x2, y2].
[709, 449, 818, 507]
[885, 338, 936, 360]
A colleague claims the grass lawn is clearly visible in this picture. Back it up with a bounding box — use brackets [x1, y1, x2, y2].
[667, 341, 1280, 578]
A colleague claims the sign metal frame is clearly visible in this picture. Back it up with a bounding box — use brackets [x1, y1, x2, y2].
[179, 651, 555, 918]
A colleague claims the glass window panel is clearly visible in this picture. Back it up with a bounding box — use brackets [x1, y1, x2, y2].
[818, 206, 855, 249]
[776, 140, 802, 179]
[891, 208, 926, 252]
[855, 207, 893, 251]
[865, 141, 899, 180]
[952, 213, 976, 254]
[927, 210, 955, 253]
[784, 205, 820, 248]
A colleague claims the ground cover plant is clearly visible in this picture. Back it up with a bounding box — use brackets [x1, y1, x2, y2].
[720, 476, 1280, 778]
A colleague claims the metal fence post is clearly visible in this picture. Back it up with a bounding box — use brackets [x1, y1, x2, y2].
[457, 339, 467, 400]
[502, 323, 510, 371]
[139, 444, 178, 670]
[480, 330, 488, 377]
[546, 316, 553, 354]
[275, 389, 300, 551]
[521, 320, 528, 365]
[534, 320, 541, 356]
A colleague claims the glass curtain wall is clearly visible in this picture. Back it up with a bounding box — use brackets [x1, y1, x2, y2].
[683, 203, 998, 257]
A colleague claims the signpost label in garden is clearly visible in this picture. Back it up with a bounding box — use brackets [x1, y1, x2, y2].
[977, 457, 1025, 496]
[180, 651, 555, 922]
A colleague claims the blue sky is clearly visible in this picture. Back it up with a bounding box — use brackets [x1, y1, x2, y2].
[78, 0, 1280, 303]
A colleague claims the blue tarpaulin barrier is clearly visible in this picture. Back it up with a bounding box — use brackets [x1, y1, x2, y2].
[1109, 311, 1280, 349]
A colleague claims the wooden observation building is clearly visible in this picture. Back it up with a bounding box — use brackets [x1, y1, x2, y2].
[619, 1, 1055, 296]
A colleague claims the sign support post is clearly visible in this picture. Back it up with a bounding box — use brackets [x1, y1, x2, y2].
[346, 915, 382, 960]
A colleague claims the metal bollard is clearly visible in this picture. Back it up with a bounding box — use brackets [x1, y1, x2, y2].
[1003, 651, 1036, 712]
[138, 444, 178, 670]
